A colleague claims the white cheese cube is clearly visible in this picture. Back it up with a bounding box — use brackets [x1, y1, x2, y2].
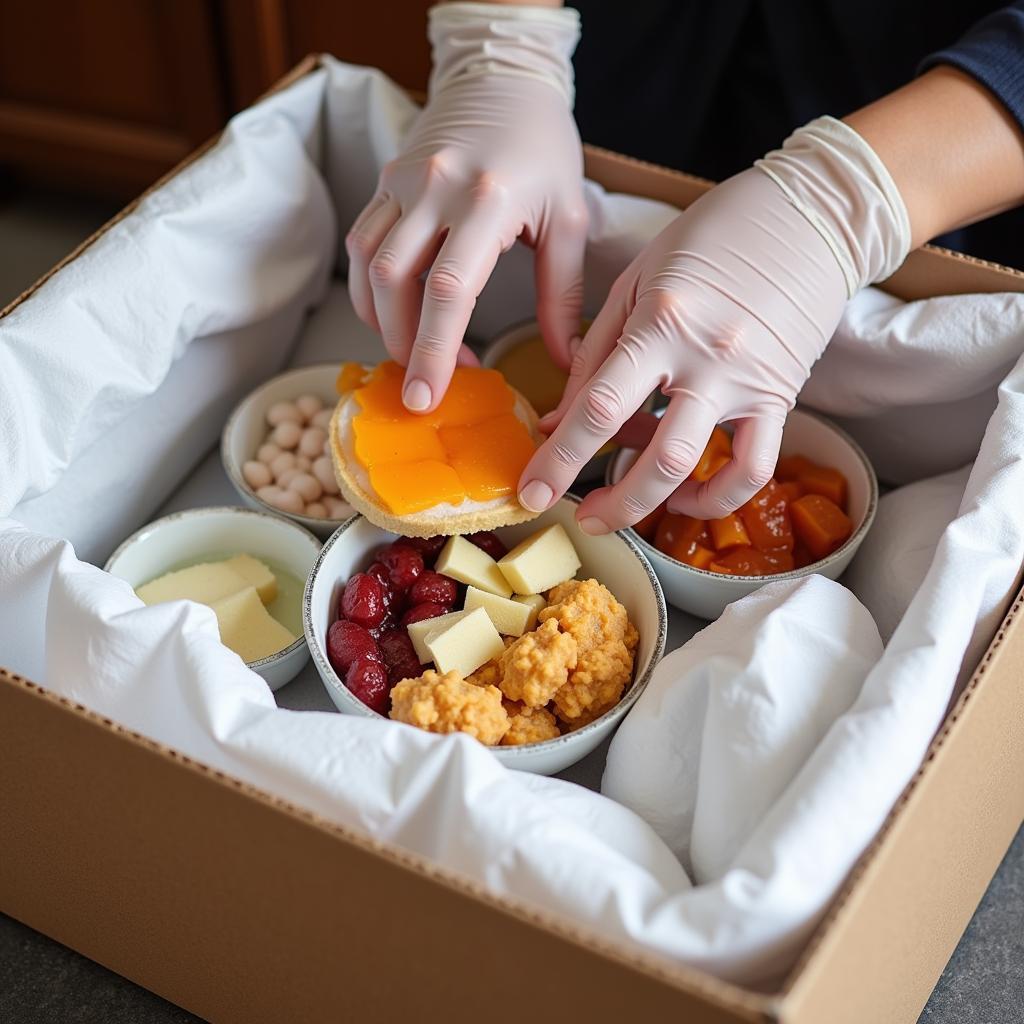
[424, 607, 505, 677]
[222, 554, 278, 604]
[407, 609, 472, 663]
[464, 586, 533, 637]
[210, 586, 296, 663]
[435, 535, 512, 598]
[497, 523, 581, 595]
[511, 593, 547, 631]
[136, 562, 249, 607]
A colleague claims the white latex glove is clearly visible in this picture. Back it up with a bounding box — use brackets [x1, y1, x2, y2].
[345, 2, 587, 413]
[517, 116, 910, 532]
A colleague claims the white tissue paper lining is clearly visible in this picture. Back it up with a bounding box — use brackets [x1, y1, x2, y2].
[2, 59, 1023, 987]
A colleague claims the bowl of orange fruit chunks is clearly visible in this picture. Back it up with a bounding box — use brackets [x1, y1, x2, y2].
[606, 408, 878, 619]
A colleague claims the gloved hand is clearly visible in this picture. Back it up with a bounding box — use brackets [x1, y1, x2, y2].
[346, 2, 587, 413]
[517, 116, 910, 532]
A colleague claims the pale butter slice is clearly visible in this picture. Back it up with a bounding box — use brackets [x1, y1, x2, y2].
[511, 593, 546, 631]
[498, 523, 581, 595]
[407, 609, 472, 663]
[424, 606, 504, 677]
[464, 586, 532, 637]
[435, 535, 512, 598]
[222, 554, 278, 604]
[136, 562, 250, 607]
[210, 586, 296, 663]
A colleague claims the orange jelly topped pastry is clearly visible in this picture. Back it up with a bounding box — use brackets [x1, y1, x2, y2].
[634, 426, 855, 577]
[339, 361, 538, 516]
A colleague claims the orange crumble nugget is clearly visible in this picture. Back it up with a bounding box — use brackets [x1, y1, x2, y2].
[553, 638, 634, 723]
[498, 618, 578, 708]
[389, 669, 509, 745]
[500, 699, 561, 746]
[540, 578, 631, 655]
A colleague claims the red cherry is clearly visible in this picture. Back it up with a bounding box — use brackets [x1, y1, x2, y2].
[327, 620, 381, 676]
[345, 658, 390, 715]
[403, 535, 447, 566]
[466, 531, 507, 560]
[377, 543, 424, 593]
[408, 570, 457, 608]
[340, 572, 387, 628]
[377, 628, 418, 668]
[388, 659, 423, 687]
[400, 602, 448, 627]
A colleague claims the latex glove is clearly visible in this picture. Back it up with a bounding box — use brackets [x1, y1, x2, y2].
[518, 116, 910, 531]
[345, 2, 587, 413]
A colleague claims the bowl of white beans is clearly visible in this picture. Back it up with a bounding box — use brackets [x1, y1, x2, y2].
[221, 364, 354, 538]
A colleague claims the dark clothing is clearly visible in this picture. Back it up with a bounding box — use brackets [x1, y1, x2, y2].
[571, 1, 1024, 267]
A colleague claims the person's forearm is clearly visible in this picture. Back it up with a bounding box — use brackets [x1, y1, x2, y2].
[845, 66, 1024, 249]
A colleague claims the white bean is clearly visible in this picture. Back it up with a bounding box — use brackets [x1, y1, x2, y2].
[312, 456, 340, 494]
[269, 451, 297, 479]
[271, 421, 302, 450]
[311, 408, 333, 429]
[267, 401, 301, 427]
[257, 442, 281, 464]
[277, 468, 300, 488]
[305, 501, 327, 519]
[256, 485, 284, 504]
[267, 488, 304, 515]
[295, 454, 312, 471]
[324, 496, 351, 519]
[242, 460, 272, 490]
[298, 426, 327, 458]
[295, 394, 324, 422]
[323, 438, 331, 457]
[289, 472, 322, 503]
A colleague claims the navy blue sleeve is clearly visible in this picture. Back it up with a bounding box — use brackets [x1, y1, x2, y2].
[921, 3, 1024, 135]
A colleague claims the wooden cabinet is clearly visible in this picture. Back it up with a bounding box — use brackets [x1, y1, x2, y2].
[0, 0, 433, 197]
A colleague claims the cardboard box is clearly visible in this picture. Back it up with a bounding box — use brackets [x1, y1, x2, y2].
[2, 56, 1023, 1023]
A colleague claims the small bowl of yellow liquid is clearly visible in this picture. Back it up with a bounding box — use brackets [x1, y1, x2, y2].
[105, 507, 322, 690]
[483, 320, 652, 482]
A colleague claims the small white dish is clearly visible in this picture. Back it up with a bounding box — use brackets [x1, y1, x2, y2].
[221, 363, 352, 539]
[606, 408, 879, 619]
[105, 506, 322, 690]
[304, 496, 668, 775]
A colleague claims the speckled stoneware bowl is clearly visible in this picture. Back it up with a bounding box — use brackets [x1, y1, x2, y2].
[304, 495, 668, 775]
[105, 506, 322, 690]
[606, 408, 879, 619]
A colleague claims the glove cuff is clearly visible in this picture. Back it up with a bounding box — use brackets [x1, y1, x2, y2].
[756, 116, 911, 298]
[428, 3, 581, 106]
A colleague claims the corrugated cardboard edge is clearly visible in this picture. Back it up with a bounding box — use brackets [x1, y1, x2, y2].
[1, 53, 1023, 1023]
[0, 669, 771, 1024]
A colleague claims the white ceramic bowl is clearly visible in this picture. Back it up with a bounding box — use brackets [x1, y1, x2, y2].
[606, 408, 879, 619]
[105, 506, 323, 690]
[221, 364, 353, 539]
[304, 496, 668, 775]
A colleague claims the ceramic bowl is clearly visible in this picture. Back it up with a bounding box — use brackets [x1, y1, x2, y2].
[605, 408, 879, 619]
[221, 364, 352, 539]
[105, 506, 323, 690]
[304, 496, 668, 775]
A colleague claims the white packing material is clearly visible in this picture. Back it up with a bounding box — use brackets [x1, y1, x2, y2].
[2, 59, 1023, 986]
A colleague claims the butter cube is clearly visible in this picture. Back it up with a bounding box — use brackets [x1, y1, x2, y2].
[512, 593, 547, 631]
[435, 536, 512, 598]
[464, 586, 532, 637]
[424, 607, 505, 677]
[407, 609, 472, 663]
[223, 554, 278, 604]
[136, 561, 249, 607]
[497, 524, 581, 595]
[210, 586, 296, 663]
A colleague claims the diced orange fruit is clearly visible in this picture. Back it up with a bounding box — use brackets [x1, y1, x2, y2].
[738, 480, 794, 552]
[353, 418, 445, 467]
[368, 460, 466, 515]
[762, 547, 796, 573]
[790, 494, 853, 560]
[438, 413, 538, 501]
[655, 513, 706, 562]
[684, 545, 717, 570]
[336, 361, 368, 393]
[691, 426, 733, 482]
[798, 465, 848, 509]
[779, 480, 805, 503]
[709, 512, 750, 551]
[775, 454, 817, 482]
[709, 547, 778, 576]
[633, 502, 667, 542]
[793, 544, 815, 569]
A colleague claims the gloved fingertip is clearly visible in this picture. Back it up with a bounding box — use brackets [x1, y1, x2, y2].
[403, 378, 432, 412]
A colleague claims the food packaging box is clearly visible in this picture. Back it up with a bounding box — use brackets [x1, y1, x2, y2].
[2, 56, 1023, 1024]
